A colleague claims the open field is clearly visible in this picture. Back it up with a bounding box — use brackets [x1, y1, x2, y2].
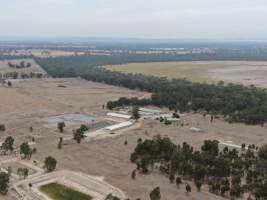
[40, 182, 92, 200]
[106, 61, 267, 87]
[0, 59, 47, 74]
[1, 78, 267, 200]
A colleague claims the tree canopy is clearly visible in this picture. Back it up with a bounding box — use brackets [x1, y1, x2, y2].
[131, 136, 267, 199]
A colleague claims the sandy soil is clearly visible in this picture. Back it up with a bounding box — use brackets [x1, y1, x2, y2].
[1, 78, 266, 200]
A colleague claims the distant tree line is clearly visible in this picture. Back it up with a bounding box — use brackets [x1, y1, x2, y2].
[0, 71, 44, 79]
[0, 55, 32, 60]
[36, 55, 267, 125]
[131, 136, 267, 199]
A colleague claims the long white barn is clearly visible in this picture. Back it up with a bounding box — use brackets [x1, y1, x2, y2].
[105, 121, 134, 131]
[107, 112, 132, 119]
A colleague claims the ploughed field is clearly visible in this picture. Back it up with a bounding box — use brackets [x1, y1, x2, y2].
[106, 61, 267, 87]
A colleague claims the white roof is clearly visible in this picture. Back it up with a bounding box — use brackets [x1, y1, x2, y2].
[139, 107, 161, 114]
[105, 121, 133, 131]
[107, 112, 131, 119]
[190, 127, 202, 132]
[166, 118, 181, 121]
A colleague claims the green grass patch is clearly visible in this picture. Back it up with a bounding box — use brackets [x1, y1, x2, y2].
[40, 182, 92, 200]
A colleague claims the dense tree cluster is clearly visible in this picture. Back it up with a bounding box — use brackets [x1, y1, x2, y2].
[106, 82, 267, 125]
[130, 136, 267, 199]
[36, 56, 267, 125]
[107, 97, 151, 110]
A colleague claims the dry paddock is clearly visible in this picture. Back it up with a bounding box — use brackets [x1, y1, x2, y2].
[0, 78, 266, 200]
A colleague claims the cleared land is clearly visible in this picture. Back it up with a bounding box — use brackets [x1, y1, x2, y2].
[106, 61, 267, 87]
[40, 182, 92, 200]
[0, 59, 47, 74]
[1, 78, 267, 200]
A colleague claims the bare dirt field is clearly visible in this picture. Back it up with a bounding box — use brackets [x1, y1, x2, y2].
[106, 61, 267, 88]
[0, 59, 47, 74]
[1, 78, 266, 200]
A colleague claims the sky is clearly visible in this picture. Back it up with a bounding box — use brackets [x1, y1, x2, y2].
[1, 0, 267, 40]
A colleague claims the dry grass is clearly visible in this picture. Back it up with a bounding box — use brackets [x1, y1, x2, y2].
[106, 61, 224, 83]
[1, 78, 266, 200]
[106, 61, 267, 87]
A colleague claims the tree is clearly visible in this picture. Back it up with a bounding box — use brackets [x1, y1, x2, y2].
[1, 136, 14, 153]
[17, 168, 28, 179]
[176, 177, 182, 187]
[241, 143, 246, 151]
[131, 170, 136, 180]
[7, 167, 12, 177]
[73, 130, 84, 144]
[0, 124, 5, 132]
[230, 185, 243, 199]
[132, 106, 140, 120]
[186, 184, 191, 193]
[58, 137, 63, 149]
[150, 187, 161, 200]
[57, 122, 66, 133]
[23, 168, 29, 179]
[195, 181, 202, 192]
[7, 81, 12, 87]
[73, 125, 87, 143]
[17, 168, 23, 179]
[254, 182, 267, 200]
[0, 172, 9, 195]
[20, 142, 32, 159]
[169, 174, 175, 184]
[201, 140, 219, 156]
[44, 156, 57, 172]
[105, 194, 121, 200]
[258, 144, 267, 160]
